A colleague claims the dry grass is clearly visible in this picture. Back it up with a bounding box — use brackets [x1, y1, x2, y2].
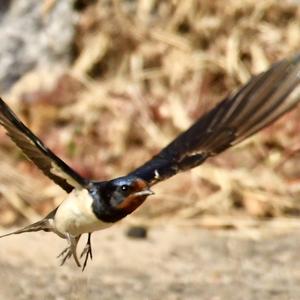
[1, 0, 300, 227]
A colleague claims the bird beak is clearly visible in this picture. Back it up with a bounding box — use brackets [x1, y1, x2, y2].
[133, 188, 154, 197]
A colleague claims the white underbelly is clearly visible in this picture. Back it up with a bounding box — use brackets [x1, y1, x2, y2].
[54, 189, 112, 236]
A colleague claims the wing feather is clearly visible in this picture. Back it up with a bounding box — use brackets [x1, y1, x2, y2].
[129, 54, 300, 185]
[0, 99, 88, 193]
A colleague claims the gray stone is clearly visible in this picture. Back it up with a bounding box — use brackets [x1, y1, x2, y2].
[0, 0, 76, 91]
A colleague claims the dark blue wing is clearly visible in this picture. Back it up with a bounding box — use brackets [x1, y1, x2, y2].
[129, 54, 300, 185]
[0, 98, 89, 192]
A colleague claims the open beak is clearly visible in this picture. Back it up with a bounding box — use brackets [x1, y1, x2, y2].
[133, 188, 155, 197]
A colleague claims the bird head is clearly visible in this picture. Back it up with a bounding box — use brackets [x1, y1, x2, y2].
[90, 176, 154, 222]
[106, 176, 154, 211]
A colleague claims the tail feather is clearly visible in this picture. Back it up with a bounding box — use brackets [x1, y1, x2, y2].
[0, 218, 51, 238]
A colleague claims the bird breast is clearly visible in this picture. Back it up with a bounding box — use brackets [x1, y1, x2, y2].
[54, 189, 112, 236]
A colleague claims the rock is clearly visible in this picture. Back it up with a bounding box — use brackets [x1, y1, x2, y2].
[0, 0, 76, 91]
[126, 225, 148, 239]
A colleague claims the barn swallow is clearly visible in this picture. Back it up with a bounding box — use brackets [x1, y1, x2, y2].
[0, 54, 300, 270]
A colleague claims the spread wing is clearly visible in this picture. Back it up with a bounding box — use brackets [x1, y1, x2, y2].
[129, 53, 300, 186]
[0, 98, 89, 193]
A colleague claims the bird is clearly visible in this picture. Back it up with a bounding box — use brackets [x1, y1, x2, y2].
[0, 53, 300, 271]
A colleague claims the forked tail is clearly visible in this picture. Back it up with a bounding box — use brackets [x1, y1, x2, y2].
[0, 218, 51, 238]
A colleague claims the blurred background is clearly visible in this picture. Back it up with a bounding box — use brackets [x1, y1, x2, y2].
[1, 0, 300, 227]
[1, 0, 300, 299]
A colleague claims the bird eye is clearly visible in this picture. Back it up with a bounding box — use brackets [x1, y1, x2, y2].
[121, 185, 129, 192]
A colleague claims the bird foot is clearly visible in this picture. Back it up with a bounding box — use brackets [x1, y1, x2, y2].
[57, 234, 81, 267]
[57, 246, 73, 266]
[80, 242, 93, 271]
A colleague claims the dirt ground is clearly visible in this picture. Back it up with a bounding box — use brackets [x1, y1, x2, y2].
[1, 220, 300, 300]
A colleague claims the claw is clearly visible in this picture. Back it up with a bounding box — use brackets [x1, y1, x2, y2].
[57, 247, 69, 258]
[80, 233, 93, 271]
[57, 247, 72, 266]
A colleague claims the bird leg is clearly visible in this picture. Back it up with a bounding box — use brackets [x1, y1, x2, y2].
[80, 233, 93, 271]
[57, 234, 81, 267]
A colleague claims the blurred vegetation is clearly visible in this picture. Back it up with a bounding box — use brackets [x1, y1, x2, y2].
[1, 0, 300, 228]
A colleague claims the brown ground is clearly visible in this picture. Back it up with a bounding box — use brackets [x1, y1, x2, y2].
[1, 220, 300, 300]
